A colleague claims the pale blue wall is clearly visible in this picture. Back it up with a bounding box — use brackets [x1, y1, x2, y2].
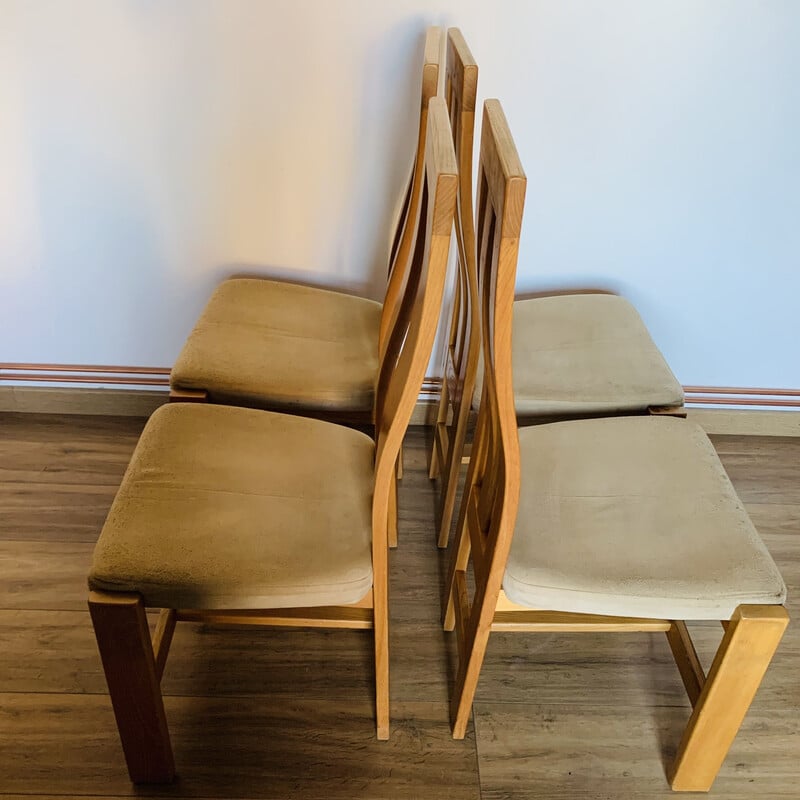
[1, 1, 797, 387]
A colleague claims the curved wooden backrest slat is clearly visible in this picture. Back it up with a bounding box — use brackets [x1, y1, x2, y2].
[373, 94, 458, 570]
[380, 27, 443, 358]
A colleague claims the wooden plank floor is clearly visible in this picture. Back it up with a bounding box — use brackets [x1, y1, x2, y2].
[0, 412, 797, 799]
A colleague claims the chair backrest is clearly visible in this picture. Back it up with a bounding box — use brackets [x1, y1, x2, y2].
[442, 29, 481, 405]
[379, 27, 443, 357]
[449, 100, 526, 653]
[373, 96, 457, 539]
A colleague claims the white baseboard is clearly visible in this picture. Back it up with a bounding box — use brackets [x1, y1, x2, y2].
[2, 386, 798, 437]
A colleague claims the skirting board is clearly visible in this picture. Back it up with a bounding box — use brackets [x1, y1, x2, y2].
[0, 387, 169, 418]
[1, 386, 799, 437]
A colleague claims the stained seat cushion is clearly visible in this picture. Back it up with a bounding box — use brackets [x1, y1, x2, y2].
[504, 416, 786, 620]
[89, 404, 374, 610]
[171, 278, 382, 413]
[475, 294, 684, 416]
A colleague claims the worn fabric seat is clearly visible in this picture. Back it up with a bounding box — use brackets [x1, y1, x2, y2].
[505, 415, 786, 620]
[89, 403, 375, 610]
[474, 293, 684, 416]
[171, 278, 382, 413]
[511, 293, 684, 415]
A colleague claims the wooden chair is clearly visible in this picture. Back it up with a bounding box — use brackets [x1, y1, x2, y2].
[88, 97, 458, 784]
[169, 28, 443, 543]
[429, 29, 685, 549]
[443, 99, 788, 792]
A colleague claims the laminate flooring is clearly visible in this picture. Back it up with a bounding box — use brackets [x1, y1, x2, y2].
[0, 413, 797, 799]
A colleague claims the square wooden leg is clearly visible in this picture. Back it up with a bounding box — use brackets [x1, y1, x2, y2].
[89, 591, 176, 783]
[373, 573, 390, 740]
[669, 605, 788, 792]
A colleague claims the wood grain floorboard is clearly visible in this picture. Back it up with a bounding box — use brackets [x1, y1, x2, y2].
[0, 610, 456, 704]
[0, 693, 479, 800]
[0, 540, 94, 610]
[473, 701, 799, 800]
[0, 415, 797, 798]
[711, 435, 800, 504]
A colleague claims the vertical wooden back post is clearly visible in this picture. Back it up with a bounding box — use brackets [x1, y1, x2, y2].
[429, 29, 482, 547]
[372, 96, 458, 736]
[443, 99, 526, 737]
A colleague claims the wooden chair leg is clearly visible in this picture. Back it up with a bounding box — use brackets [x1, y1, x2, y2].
[669, 605, 788, 792]
[396, 446, 404, 481]
[436, 397, 472, 548]
[373, 570, 390, 740]
[429, 382, 450, 480]
[387, 470, 398, 549]
[450, 623, 491, 740]
[665, 620, 705, 707]
[88, 591, 176, 784]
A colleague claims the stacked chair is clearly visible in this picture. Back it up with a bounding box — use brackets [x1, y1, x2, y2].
[87, 84, 458, 781]
[429, 31, 685, 548]
[86, 26, 788, 793]
[167, 27, 446, 547]
[443, 94, 787, 792]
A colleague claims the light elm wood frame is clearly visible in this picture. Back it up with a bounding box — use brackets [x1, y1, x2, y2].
[428, 30, 685, 551]
[442, 100, 789, 793]
[89, 98, 459, 785]
[427, 29, 482, 549]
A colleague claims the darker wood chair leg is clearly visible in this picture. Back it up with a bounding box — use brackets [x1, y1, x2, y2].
[88, 590, 176, 784]
[665, 620, 705, 707]
[669, 605, 788, 792]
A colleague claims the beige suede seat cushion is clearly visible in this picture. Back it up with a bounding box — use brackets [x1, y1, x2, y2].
[505, 416, 786, 620]
[474, 294, 684, 416]
[171, 278, 382, 412]
[89, 404, 374, 610]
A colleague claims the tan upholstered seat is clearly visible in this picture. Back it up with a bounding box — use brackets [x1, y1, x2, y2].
[472, 293, 684, 416]
[89, 403, 374, 610]
[510, 293, 684, 416]
[171, 278, 382, 413]
[505, 415, 786, 620]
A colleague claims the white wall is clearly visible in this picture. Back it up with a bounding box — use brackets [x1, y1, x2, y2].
[2, 0, 798, 387]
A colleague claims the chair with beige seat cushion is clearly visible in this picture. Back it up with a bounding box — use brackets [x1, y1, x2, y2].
[443, 99, 787, 793]
[428, 29, 684, 548]
[88, 97, 458, 784]
[170, 27, 442, 421]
